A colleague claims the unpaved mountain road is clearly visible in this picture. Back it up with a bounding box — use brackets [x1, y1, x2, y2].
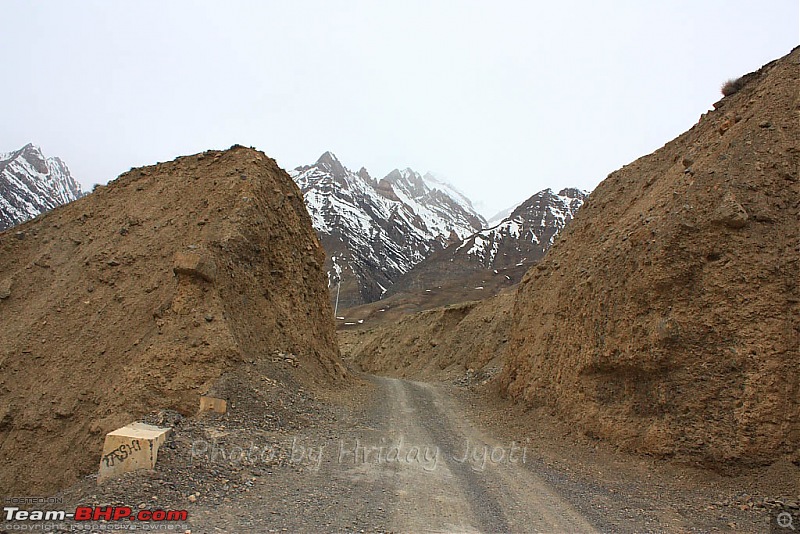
[186, 375, 605, 532]
[56, 373, 786, 533]
[370, 376, 595, 533]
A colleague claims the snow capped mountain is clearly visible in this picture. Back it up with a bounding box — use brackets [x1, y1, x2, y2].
[386, 187, 587, 296]
[290, 152, 486, 307]
[0, 144, 83, 231]
[381, 169, 484, 239]
[454, 187, 587, 269]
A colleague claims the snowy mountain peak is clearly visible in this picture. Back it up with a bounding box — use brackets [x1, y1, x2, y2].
[384, 168, 435, 200]
[382, 167, 486, 234]
[468, 186, 588, 265]
[289, 154, 485, 307]
[357, 167, 373, 183]
[0, 144, 84, 231]
[384, 186, 588, 298]
[11, 143, 49, 174]
[314, 151, 348, 179]
[315, 150, 338, 164]
[557, 187, 584, 198]
[383, 168, 424, 195]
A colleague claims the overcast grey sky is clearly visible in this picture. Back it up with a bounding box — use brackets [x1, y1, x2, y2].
[1, 1, 797, 216]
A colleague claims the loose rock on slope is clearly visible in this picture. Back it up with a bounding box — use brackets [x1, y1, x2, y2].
[0, 145, 346, 495]
[342, 292, 514, 382]
[500, 47, 800, 467]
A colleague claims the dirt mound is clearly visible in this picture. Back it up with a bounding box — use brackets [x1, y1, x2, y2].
[500, 48, 799, 467]
[341, 292, 514, 382]
[336, 273, 521, 331]
[0, 145, 346, 494]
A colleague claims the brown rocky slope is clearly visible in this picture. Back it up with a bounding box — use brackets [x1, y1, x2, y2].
[0, 145, 346, 494]
[500, 48, 799, 467]
[341, 291, 514, 382]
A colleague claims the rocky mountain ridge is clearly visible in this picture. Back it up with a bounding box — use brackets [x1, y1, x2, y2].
[383, 186, 587, 298]
[290, 152, 485, 307]
[0, 143, 83, 231]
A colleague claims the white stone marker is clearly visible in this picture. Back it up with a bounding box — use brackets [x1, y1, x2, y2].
[97, 422, 172, 483]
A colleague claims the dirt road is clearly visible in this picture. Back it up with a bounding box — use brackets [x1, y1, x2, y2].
[56, 373, 789, 533]
[366, 376, 595, 533]
[177, 375, 615, 532]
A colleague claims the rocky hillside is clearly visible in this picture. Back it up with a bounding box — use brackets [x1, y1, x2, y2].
[0, 145, 346, 495]
[0, 143, 83, 231]
[385, 187, 586, 297]
[290, 152, 485, 308]
[342, 292, 514, 383]
[500, 47, 799, 467]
